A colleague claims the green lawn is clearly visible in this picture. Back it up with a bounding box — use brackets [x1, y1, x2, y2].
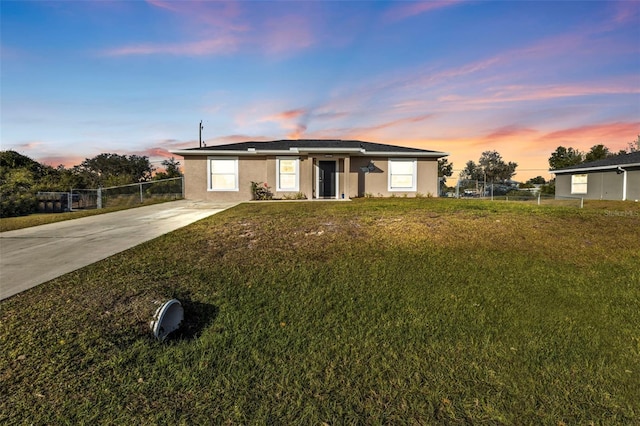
[1, 199, 639, 424]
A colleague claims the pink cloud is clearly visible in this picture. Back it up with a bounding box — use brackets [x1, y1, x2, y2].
[207, 134, 273, 145]
[539, 122, 640, 148]
[484, 125, 538, 141]
[612, 1, 640, 24]
[104, 37, 238, 57]
[105, 1, 316, 57]
[384, 0, 465, 22]
[146, 0, 247, 32]
[261, 15, 315, 54]
[11, 141, 44, 151]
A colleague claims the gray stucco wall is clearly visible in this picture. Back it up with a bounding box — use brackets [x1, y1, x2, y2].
[555, 167, 640, 201]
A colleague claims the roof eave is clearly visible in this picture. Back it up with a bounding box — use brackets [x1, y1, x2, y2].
[171, 149, 449, 157]
[363, 151, 448, 157]
[550, 162, 640, 174]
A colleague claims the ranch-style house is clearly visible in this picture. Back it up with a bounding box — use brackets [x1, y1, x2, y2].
[171, 139, 448, 202]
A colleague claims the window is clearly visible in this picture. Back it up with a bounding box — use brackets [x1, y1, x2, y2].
[571, 174, 588, 194]
[208, 157, 238, 191]
[388, 158, 417, 191]
[277, 157, 299, 191]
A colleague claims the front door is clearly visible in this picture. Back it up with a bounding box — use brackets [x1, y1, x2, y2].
[318, 161, 336, 198]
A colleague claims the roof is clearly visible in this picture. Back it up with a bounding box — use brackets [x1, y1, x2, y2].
[551, 151, 640, 174]
[170, 139, 448, 158]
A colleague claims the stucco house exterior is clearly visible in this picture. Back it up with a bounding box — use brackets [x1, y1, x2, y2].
[551, 151, 640, 201]
[171, 139, 448, 201]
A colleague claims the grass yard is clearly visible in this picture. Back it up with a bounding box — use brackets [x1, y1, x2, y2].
[1, 199, 639, 424]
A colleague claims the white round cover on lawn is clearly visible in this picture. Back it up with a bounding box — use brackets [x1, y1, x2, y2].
[150, 299, 183, 341]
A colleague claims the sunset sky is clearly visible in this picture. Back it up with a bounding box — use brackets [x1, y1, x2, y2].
[2, 0, 639, 182]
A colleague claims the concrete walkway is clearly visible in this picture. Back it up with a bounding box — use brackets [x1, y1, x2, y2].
[0, 200, 238, 300]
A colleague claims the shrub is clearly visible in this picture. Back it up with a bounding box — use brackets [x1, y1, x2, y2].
[251, 181, 273, 200]
[282, 192, 307, 200]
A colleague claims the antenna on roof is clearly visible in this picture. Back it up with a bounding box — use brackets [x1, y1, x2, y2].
[199, 120, 204, 148]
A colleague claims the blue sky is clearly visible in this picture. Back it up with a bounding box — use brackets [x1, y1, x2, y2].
[2, 0, 639, 181]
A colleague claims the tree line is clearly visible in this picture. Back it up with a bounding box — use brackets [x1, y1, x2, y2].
[548, 136, 639, 170]
[0, 151, 182, 217]
[438, 135, 639, 196]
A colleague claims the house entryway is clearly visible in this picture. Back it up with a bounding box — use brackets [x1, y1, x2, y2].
[318, 160, 337, 198]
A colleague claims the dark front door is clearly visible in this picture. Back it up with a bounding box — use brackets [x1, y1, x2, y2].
[318, 161, 336, 198]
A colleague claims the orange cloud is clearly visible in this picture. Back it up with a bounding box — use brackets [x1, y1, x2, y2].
[269, 109, 307, 121]
[37, 155, 86, 169]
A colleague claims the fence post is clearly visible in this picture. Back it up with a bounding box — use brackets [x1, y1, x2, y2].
[97, 187, 102, 209]
[538, 193, 541, 206]
[140, 182, 144, 204]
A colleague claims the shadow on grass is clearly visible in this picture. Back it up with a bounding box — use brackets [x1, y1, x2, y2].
[167, 299, 219, 341]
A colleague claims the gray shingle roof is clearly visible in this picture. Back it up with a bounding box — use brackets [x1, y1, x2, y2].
[175, 139, 446, 156]
[552, 151, 640, 173]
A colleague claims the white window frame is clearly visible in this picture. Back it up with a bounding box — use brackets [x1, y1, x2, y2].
[388, 158, 417, 192]
[208, 157, 239, 191]
[571, 174, 588, 194]
[276, 157, 300, 192]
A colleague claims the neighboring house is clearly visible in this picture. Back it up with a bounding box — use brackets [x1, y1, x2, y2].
[171, 139, 448, 201]
[550, 151, 640, 201]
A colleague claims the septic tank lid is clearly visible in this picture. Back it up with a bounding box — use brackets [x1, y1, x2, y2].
[150, 299, 183, 341]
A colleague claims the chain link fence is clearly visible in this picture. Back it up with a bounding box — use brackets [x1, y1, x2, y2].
[70, 177, 183, 210]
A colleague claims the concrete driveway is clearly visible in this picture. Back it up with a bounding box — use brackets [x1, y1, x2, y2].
[0, 200, 238, 300]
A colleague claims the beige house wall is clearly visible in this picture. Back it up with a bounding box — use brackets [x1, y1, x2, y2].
[347, 157, 439, 197]
[183, 154, 440, 201]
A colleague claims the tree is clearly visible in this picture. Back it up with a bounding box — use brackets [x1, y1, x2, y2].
[527, 176, 546, 185]
[460, 160, 483, 182]
[0, 151, 39, 217]
[584, 144, 611, 163]
[154, 157, 182, 180]
[73, 153, 154, 187]
[626, 135, 639, 153]
[437, 158, 453, 194]
[548, 146, 583, 170]
[478, 150, 517, 182]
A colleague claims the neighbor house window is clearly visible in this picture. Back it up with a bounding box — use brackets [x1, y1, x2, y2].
[276, 157, 299, 191]
[571, 174, 588, 194]
[388, 158, 417, 191]
[208, 157, 238, 191]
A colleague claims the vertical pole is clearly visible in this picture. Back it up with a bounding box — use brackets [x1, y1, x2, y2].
[97, 187, 102, 209]
[580, 197, 583, 209]
[140, 183, 144, 203]
[537, 193, 541, 206]
[199, 120, 203, 148]
[181, 176, 185, 199]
